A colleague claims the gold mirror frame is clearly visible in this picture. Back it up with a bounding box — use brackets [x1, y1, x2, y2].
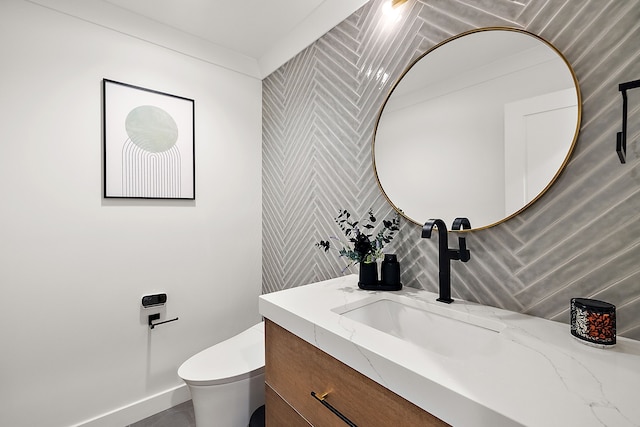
[372, 27, 582, 231]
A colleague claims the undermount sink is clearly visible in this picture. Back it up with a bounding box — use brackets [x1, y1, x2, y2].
[333, 295, 505, 358]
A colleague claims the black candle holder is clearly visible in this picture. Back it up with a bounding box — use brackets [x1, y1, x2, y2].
[570, 298, 616, 348]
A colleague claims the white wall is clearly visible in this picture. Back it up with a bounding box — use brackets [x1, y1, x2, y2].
[0, 1, 263, 426]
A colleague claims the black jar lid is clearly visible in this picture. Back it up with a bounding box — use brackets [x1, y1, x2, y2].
[572, 298, 616, 312]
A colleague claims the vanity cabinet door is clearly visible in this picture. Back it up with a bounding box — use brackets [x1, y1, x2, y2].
[265, 320, 449, 427]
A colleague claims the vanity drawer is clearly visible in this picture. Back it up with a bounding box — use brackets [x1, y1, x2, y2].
[266, 384, 311, 426]
[265, 320, 449, 427]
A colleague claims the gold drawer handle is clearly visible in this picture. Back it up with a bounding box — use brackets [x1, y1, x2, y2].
[311, 391, 358, 427]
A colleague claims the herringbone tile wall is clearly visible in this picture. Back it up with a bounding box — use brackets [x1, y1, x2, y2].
[262, 0, 640, 339]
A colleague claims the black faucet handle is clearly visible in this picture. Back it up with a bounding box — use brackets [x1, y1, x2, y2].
[451, 217, 471, 262]
[451, 217, 471, 231]
[457, 238, 471, 262]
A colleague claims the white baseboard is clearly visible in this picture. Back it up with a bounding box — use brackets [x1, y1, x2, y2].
[71, 384, 191, 427]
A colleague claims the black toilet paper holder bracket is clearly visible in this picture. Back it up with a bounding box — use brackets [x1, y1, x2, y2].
[148, 313, 179, 329]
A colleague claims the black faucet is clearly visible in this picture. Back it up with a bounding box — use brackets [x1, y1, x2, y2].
[421, 218, 471, 303]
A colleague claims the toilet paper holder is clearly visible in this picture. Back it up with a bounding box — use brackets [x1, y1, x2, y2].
[142, 293, 179, 329]
[148, 313, 179, 329]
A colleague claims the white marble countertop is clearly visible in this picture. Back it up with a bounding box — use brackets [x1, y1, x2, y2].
[259, 275, 640, 427]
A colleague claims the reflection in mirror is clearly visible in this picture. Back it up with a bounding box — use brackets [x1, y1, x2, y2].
[373, 28, 581, 230]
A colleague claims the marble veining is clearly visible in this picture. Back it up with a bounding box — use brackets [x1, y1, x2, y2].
[259, 275, 640, 427]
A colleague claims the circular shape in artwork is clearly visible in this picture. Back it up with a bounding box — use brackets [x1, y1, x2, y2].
[125, 105, 178, 153]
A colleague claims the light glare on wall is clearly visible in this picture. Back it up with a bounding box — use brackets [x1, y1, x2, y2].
[382, 0, 408, 22]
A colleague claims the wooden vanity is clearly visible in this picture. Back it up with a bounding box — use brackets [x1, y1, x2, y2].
[264, 320, 449, 426]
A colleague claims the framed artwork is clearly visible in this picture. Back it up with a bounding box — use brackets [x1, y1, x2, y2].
[103, 79, 195, 199]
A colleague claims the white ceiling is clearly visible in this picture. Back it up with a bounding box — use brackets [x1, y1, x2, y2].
[31, 0, 370, 78]
[103, 0, 325, 59]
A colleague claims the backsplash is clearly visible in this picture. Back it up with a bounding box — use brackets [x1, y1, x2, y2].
[262, 0, 640, 339]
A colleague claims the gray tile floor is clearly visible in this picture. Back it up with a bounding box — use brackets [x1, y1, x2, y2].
[128, 401, 196, 427]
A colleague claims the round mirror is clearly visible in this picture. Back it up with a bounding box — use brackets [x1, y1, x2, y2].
[373, 27, 581, 230]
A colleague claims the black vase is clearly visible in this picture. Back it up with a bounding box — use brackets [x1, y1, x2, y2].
[358, 261, 378, 288]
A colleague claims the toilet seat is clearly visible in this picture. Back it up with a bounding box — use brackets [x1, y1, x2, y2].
[178, 322, 264, 386]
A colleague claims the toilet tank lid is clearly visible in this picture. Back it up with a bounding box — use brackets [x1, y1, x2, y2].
[178, 322, 264, 386]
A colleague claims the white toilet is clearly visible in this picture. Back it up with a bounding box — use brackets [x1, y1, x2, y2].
[178, 322, 265, 427]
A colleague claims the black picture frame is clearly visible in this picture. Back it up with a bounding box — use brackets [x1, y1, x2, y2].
[103, 79, 195, 199]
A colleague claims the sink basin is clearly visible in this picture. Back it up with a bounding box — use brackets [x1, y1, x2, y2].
[334, 296, 505, 358]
